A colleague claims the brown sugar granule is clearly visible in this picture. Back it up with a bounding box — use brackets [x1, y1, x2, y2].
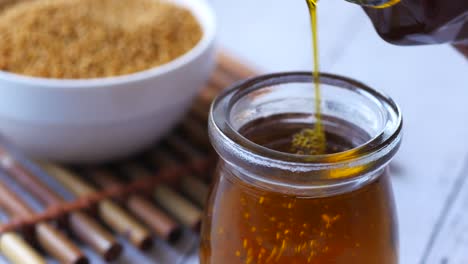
[0, 0, 203, 79]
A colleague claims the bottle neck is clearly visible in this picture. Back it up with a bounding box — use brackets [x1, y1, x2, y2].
[345, 0, 400, 8]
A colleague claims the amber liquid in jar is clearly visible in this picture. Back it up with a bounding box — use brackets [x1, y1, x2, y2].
[200, 114, 398, 264]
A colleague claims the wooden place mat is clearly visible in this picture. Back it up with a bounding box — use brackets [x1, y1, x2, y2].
[0, 51, 257, 264]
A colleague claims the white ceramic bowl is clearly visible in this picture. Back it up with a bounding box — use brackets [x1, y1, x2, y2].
[0, 0, 216, 163]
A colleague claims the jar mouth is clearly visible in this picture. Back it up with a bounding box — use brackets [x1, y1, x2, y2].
[209, 72, 402, 181]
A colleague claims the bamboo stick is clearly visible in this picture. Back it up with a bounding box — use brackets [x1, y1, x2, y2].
[208, 67, 236, 91]
[39, 162, 153, 250]
[0, 181, 87, 264]
[179, 118, 211, 150]
[0, 213, 46, 264]
[35, 223, 88, 264]
[179, 175, 209, 207]
[0, 148, 61, 207]
[150, 150, 179, 169]
[88, 168, 182, 243]
[190, 51, 258, 133]
[189, 100, 211, 122]
[121, 163, 202, 231]
[0, 232, 46, 264]
[165, 134, 210, 175]
[153, 185, 202, 231]
[166, 135, 206, 162]
[150, 150, 209, 206]
[68, 211, 122, 261]
[217, 51, 258, 80]
[0, 148, 122, 261]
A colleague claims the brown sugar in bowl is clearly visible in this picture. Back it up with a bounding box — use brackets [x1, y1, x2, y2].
[0, 0, 204, 79]
[0, 0, 216, 163]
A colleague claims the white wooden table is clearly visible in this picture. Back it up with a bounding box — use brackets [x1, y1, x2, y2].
[1, 1, 466, 263]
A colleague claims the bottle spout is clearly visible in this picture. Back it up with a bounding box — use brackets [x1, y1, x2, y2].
[345, 0, 400, 8]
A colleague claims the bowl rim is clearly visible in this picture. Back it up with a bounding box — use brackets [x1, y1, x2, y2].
[0, 0, 217, 89]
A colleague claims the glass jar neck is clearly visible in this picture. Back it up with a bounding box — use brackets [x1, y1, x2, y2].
[209, 72, 402, 197]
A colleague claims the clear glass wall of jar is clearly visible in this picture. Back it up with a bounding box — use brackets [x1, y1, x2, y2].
[200, 72, 403, 264]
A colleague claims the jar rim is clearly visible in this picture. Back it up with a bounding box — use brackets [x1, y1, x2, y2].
[209, 72, 403, 181]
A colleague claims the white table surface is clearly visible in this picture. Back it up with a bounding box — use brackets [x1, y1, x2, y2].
[1, 0, 467, 263]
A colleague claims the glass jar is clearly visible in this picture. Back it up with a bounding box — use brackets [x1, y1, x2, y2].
[200, 72, 402, 264]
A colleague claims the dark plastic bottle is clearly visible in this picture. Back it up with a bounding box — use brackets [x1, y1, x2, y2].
[347, 0, 468, 46]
